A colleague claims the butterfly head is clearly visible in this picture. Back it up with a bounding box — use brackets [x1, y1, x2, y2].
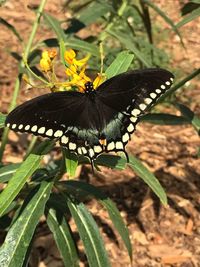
[85, 81, 94, 93]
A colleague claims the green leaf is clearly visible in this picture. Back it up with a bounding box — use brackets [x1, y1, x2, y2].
[65, 38, 99, 56]
[175, 103, 200, 133]
[106, 29, 151, 67]
[0, 113, 6, 128]
[0, 163, 21, 183]
[76, 1, 113, 26]
[61, 180, 132, 260]
[95, 154, 127, 170]
[43, 12, 66, 41]
[64, 149, 78, 177]
[65, 1, 113, 35]
[43, 12, 66, 64]
[128, 155, 167, 205]
[141, 113, 189, 125]
[142, 0, 184, 46]
[46, 207, 79, 267]
[0, 17, 23, 42]
[181, 2, 200, 16]
[0, 141, 54, 217]
[105, 51, 134, 79]
[67, 200, 111, 267]
[177, 6, 200, 28]
[0, 180, 53, 267]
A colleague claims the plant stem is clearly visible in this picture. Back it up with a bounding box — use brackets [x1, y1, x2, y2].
[0, 0, 47, 162]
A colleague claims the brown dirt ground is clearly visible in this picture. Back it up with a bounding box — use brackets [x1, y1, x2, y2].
[0, 1, 200, 267]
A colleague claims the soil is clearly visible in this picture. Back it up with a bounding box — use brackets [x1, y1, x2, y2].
[0, 1, 200, 267]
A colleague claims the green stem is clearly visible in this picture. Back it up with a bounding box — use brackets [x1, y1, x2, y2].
[24, 136, 38, 159]
[0, 0, 47, 162]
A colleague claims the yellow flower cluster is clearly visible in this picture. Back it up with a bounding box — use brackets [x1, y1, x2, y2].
[39, 49, 57, 72]
[39, 48, 104, 92]
[64, 49, 104, 92]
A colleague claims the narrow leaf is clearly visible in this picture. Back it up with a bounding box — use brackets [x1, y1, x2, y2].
[43, 12, 66, 41]
[105, 51, 134, 78]
[46, 207, 79, 267]
[0, 141, 54, 217]
[0, 17, 23, 42]
[77, 2, 113, 26]
[142, 0, 183, 45]
[65, 38, 99, 56]
[0, 163, 21, 183]
[128, 155, 167, 205]
[0, 181, 53, 267]
[107, 29, 151, 67]
[64, 149, 78, 177]
[175, 103, 200, 133]
[177, 6, 200, 28]
[67, 200, 111, 267]
[0, 113, 6, 128]
[141, 113, 189, 125]
[59, 181, 132, 260]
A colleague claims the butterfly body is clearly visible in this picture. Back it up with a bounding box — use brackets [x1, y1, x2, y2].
[5, 68, 174, 161]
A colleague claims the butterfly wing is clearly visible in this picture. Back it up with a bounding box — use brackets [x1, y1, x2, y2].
[96, 68, 174, 114]
[5, 90, 123, 159]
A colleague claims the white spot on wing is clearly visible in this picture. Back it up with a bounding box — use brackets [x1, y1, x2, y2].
[18, 124, 23, 130]
[127, 123, 134, 133]
[54, 130, 63, 138]
[122, 133, 129, 143]
[161, 85, 166, 90]
[139, 103, 146, 111]
[144, 98, 153, 105]
[130, 117, 138, 123]
[61, 136, 69, 144]
[77, 148, 82, 154]
[131, 109, 141, 117]
[89, 149, 95, 158]
[170, 77, 173, 82]
[81, 147, 87, 154]
[46, 129, 53, 136]
[150, 93, 157, 99]
[12, 124, 17, 129]
[155, 89, 161, 94]
[6, 123, 10, 127]
[25, 125, 30, 131]
[165, 81, 170, 85]
[38, 127, 45, 134]
[31, 125, 37, 132]
[94, 145, 102, 153]
[69, 142, 76, 150]
[107, 142, 115, 151]
[116, 141, 123, 150]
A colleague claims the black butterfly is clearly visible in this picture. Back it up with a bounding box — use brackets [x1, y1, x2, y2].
[5, 68, 174, 163]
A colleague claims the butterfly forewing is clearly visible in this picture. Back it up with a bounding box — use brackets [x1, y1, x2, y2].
[96, 68, 174, 114]
[5, 68, 174, 161]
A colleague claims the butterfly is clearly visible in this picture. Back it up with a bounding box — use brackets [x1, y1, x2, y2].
[5, 68, 174, 164]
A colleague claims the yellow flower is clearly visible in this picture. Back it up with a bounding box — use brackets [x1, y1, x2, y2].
[40, 58, 51, 72]
[93, 74, 105, 89]
[65, 65, 77, 77]
[64, 49, 76, 65]
[39, 49, 57, 72]
[64, 49, 90, 67]
[48, 49, 57, 59]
